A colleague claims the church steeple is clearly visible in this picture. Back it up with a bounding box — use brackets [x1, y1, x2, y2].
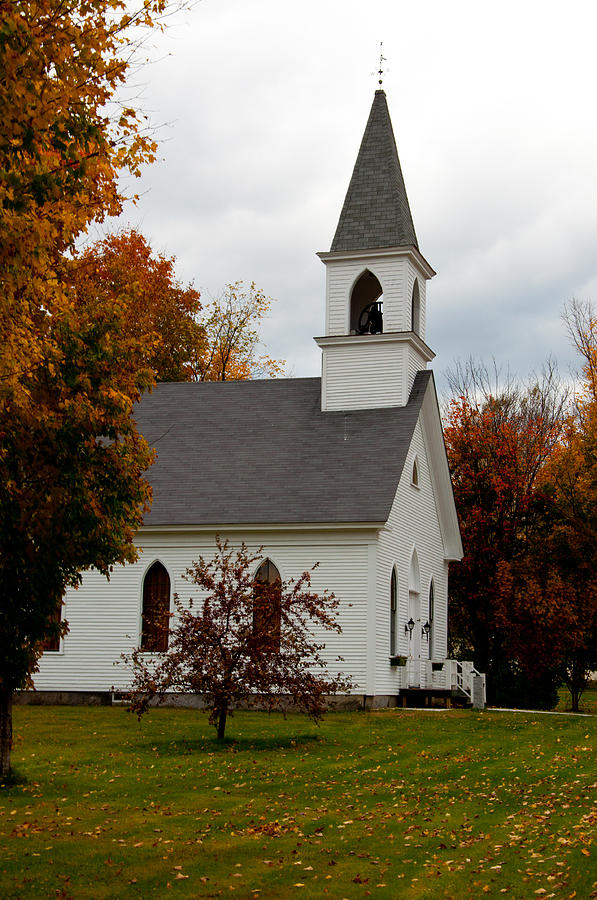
[331, 90, 418, 253]
[315, 91, 435, 413]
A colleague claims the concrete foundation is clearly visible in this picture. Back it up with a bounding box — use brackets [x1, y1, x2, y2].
[15, 690, 401, 711]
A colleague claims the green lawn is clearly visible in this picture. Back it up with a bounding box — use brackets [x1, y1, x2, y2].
[1, 705, 596, 899]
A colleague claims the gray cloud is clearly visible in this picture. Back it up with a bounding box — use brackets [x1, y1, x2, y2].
[109, 0, 597, 399]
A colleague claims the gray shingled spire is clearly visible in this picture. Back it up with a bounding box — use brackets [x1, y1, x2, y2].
[331, 90, 418, 252]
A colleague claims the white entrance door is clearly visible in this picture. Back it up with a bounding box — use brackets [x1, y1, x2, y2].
[407, 589, 421, 687]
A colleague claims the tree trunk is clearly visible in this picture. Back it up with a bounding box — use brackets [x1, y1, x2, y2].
[568, 660, 587, 713]
[0, 688, 13, 779]
[216, 703, 228, 741]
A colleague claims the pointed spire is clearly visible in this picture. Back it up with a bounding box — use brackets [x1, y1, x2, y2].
[331, 90, 418, 253]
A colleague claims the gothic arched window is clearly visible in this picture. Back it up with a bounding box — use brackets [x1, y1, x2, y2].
[390, 566, 398, 656]
[42, 600, 63, 652]
[428, 579, 435, 657]
[141, 561, 171, 652]
[411, 279, 420, 335]
[253, 559, 282, 652]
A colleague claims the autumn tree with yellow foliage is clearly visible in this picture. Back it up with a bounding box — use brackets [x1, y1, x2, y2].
[541, 301, 597, 709]
[194, 281, 285, 381]
[0, 0, 188, 777]
[495, 305, 597, 712]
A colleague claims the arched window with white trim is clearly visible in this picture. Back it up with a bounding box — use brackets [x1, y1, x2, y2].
[42, 599, 64, 652]
[253, 558, 282, 653]
[389, 566, 399, 656]
[141, 561, 171, 652]
[407, 549, 421, 685]
[428, 579, 435, 657]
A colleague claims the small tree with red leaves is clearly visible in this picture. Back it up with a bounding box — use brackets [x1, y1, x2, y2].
[127, 539, 351, 739]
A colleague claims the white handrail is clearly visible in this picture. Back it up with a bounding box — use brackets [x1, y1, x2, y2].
[411, 660, 487, 708]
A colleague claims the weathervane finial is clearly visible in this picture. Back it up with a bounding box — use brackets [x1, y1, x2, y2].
[378, 41, 386, 87]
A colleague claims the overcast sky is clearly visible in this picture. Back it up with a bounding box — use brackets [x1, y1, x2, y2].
[106, 0, 597, 396]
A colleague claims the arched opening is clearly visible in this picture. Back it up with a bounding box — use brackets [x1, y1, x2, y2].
[428, 579, 435, 658]
[350, 270, 383, 335]
[411, 279, 420, 335]
[389, 566, 398, 656]
[141, 561, 171, 652]
[407, 550, 421, 685]
[253, 558, 282, 653]
[42, 599, 63, 652]
[409, 549, 420, 595]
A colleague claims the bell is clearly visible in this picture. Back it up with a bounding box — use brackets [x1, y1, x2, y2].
[357, 301, 383, 335]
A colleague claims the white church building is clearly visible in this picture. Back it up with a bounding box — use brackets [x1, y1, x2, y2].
[31, 90, 485, 709]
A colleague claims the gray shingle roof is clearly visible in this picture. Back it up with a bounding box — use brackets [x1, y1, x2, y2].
[331, 90, 418, 253]
[135, 373, 431, 527]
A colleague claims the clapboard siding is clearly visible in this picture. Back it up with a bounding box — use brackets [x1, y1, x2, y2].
[322, 341, 407, 409]
[374, 418, 448, 694]
[34, 530, 377, 695]
[320, 337, 431, 411]
[408, 349, 421, 398]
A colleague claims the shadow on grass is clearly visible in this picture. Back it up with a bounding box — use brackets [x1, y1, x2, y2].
[141, 733, 322, 755]
[0, 768, 28, 789]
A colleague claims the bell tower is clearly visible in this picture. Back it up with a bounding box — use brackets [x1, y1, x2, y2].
[315, 90, 435, 411]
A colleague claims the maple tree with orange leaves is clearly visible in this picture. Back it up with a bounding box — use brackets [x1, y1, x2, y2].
[0, 0, 190, 777]
[72, 229, 205, 382]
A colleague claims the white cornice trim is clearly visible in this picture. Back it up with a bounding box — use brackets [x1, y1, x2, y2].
[317, 245, 436, 279]
[314, 331, 435, 363]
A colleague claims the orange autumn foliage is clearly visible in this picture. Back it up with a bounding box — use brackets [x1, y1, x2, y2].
[0, 0, 177, 402]
[0, 0, 187, 777]
[73, 230, 204, 382]
[444, 371, 566, 706]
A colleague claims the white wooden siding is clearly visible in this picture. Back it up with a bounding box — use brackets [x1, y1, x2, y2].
[322, 341, 407, 409]
[320, 337, 431, 411]
[374, 418, 448, 695]
[35, 530, 377, 695]
[408, 349, 421, 398]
